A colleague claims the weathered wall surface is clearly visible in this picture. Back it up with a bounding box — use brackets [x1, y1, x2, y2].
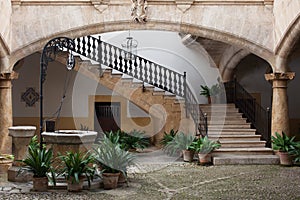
[8, 0, 274, 71]
[0, 0, 12, 57]
[273, 0, 300, 52]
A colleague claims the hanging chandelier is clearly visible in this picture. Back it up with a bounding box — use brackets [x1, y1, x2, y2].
[121, 30, 138, 60]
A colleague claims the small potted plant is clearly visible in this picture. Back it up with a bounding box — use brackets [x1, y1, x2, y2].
[200, 83, 220, 104]
[163, 132, 196, 162]
[93, 136, 136, 189]
[193, 136, 221, 164]
[271, 132, 296, 166]
[59, 151, 96, 192]
[18, 135, 55, 191]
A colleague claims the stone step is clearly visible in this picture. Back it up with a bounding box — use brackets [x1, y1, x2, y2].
[208, 120, 248, 125]
[209, 134, 261, 141]
[212, 147, 274, 156]
[200, 104, 236, 108]
[208, 124, 251, 129]
[219, 140, 266, 148]
[208, 129, 256, 136]
[213, 155, 280, 165]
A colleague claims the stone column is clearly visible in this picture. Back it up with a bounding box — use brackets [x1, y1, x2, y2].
[0, 72, 18, 154]
[265, 72, 295, 137]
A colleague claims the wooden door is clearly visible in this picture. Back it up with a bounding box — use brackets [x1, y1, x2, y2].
[95, 102, 121, 132]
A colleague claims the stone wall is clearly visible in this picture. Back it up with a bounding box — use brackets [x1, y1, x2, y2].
[8, 0, 275, 72]
[273, 0, 300, 52]
[0, 0, 12, 57]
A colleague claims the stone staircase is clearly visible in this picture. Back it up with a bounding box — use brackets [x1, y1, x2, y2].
[72, 56, 193, 144]
[200, 104, 279, 165]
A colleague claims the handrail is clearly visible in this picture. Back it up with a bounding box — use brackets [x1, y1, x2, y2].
[224, 79, 271, 147]
[72, 36, 207, 135]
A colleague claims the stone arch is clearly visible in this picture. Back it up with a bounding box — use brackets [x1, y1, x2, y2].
[275, 13, 300, 72]
[9, 21, 274, 72]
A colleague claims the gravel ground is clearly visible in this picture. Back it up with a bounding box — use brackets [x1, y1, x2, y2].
[0, 164, 299, 200]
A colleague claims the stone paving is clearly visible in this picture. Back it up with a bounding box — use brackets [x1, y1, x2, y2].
[0, 162, 299, 200]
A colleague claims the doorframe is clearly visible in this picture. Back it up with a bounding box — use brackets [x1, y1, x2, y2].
[88, 95, 127, 132]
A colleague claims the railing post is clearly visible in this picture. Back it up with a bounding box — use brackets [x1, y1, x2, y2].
[98, 36, 103, 77]
[183, 72, 188, 118]
[204, 113, 208, 137]
[266, 107, 271, 147]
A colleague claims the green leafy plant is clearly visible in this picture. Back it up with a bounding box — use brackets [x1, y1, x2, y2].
[121, 130, 150, 151]
[163, 132, 196, 156]
[0, 154, 14, 161]
[160, 129, 178, 146]
[193, 136, 221, 154]
[271, 132, 296, 152]
[59, 151, 96, 185]
[18, 136, 55, 180]
[93, 135, 136, 178]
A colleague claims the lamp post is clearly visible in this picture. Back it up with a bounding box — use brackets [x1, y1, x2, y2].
[40, 37, 75, 149]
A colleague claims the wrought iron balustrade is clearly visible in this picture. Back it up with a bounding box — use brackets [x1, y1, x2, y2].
[72, 35, 207, 136]
[224, 79, 271, 147]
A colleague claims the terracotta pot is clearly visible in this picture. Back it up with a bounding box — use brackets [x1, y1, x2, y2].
[182, 150, 195, 162]
[33, 176, 48, 192]
[198, 153, 212, 164]
[0, 159, 13, 174]
[102, 172, 120, 189]
[118, 172, 127, 184]
[278, 151, 293, 166]
[67, 176, 85, 192]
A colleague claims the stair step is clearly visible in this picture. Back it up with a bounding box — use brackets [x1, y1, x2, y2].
[208, 131, 256, 135]
[208, 120, 248, 125]
[208, 124, 251, 128]
[209, 128, 255, 132]
[219, 140, 266, 148]
[213, 155, 280, 165]
[212, 147, 274, 156]
[209, 135, 261, 141]
[200, 104, 236, 108]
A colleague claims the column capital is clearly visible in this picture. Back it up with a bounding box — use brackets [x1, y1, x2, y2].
[0, 71, 19, 80]
[265, 72, 295, 82]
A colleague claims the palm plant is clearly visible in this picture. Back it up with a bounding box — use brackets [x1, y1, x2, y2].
[59, 151, 96, 185]
[160, 129, 178, 146]
[163, 132, 196, 156]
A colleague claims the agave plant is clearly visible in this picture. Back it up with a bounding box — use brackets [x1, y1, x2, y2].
[19, 136, 55, 179]
[163, 132, 196, 156]
[59, 151, 96, 185]
[193, 136, 221, 154]
[271, 132, 296, 152]
[93, 135, 136, 176]
[160, 129, 178, 146]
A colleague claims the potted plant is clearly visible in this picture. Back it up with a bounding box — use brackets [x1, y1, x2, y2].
[59, 151, 96, 192]
[163, 132, 196, 162]
[193, 136, 221, 164]
[93, 136, 136, 189]
[0, 154, 14, 174]
[200, 83, 220, 104]
[18, 135, 55, 191]
[271, 132, 296, 166]
[160, 129, 178, 147]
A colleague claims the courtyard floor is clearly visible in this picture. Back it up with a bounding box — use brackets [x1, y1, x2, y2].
[0, 163, 299, 200]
